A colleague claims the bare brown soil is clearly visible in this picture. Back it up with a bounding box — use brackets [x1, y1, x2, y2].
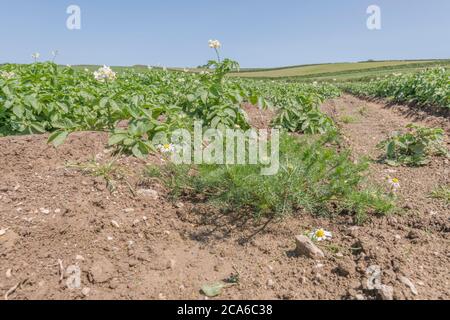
[0, 96, 449, 300]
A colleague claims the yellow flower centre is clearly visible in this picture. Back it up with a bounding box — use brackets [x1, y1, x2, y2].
[315, 229, 325, 238]
[163, 144, 170, 150]
[392, 178, 399, 184]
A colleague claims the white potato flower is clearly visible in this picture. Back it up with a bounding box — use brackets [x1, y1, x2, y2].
[93, 65, 117, 82]
[309, 228, 332, 242]
[208, 39, 221, 49]
[0, 71, 16, 79]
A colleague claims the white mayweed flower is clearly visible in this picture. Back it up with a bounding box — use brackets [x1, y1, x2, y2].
[31, 52, 40, 60]
[93, 65, 117, 82]
[309, 228, 332, 242]
[158, 143, 175, 154]
[387, 177, 400, 192]
[183, 68, 189, 73]
[0, 71, 16, 79]
[208, 39, 221, 49]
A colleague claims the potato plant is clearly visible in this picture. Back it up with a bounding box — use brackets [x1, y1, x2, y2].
[342, 68, 450, 108]
[0, 59, 341, 157]
[378, 124, 449, 166]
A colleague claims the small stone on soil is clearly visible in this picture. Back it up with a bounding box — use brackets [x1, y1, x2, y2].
[158, 293, 167, 300]
[355, 294, 366, 301]
[403, 204, 413, 210]
[39, 208, 50, 214]
[137, 189, 159, 200]
[111, 220, 120, 228]
[81, 287, 91, 297]
[175, 202, 184, 209]
[167, 259, 176, 270]
[398, 276, 418, 296]
[294, 235, 325, 259]
[346, 226, 359, 237]
[377, 285, 394, 300]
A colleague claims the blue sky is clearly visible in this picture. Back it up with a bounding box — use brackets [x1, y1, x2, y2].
[0, 0, 449, 67]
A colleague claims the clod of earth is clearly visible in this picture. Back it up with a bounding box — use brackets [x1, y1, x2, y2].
[407, 230, 421, 240]
[0, 230, 19, 253]
[333, 261, 355, 278]
[88, 256, 117, 283]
